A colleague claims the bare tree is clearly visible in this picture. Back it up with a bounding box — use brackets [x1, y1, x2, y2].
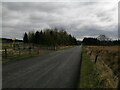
[97, 35, 110, 41]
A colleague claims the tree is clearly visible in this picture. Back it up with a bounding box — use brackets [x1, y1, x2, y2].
[23, 28, 77, 47]
[23, 32, 28, 43]
[82, 38, 100, 45]
[97, 35, 110, 41]
[28, 31, 35, 46]
[39, 30, 43, 45]
[35, 31, 40, 44]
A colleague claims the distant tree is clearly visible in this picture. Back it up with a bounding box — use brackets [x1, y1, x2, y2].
[72, 36, 77, 45]
[35, 31, 40, 44]
[82, 38, 100, 45]
[28, 31, 35, 44]
[82, 36, 120, 46]
[23, 32, 28, 43]
[53, 28, 58, 46]
[23, 28, 77, 47]
[97, 35, 110, 41]
[39, 30, 43, 45]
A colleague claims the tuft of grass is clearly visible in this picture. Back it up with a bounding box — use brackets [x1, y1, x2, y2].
[80, 49, 105, 88]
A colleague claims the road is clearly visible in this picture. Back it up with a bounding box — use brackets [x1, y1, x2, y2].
[3, 46, 82, 88]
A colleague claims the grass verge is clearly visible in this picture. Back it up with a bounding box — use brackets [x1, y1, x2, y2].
[80, 49, 105, 88]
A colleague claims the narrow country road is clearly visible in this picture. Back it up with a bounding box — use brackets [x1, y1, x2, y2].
[3, 46, 82, 88]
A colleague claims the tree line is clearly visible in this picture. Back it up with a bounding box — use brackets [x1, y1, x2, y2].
[82, 37, 120, 46]
[23, 28, 77, 47]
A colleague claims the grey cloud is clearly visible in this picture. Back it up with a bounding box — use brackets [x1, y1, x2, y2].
[96, 11, 113, 22]
[72, 24, 118, 40]
[3, 2, 67, 14]
[2, 2, 118, 40]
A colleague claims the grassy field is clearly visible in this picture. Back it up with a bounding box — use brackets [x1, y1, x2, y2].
[83, 46, 119, 88]
[85, 46, 119, 76]
[2, 49, 52, 64]
[80, 48, 105, 88]
[2, 43, 74, 64]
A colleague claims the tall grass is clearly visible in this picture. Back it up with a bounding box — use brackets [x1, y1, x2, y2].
[84, 46, 119, 88]
[80, 49, 105, 88]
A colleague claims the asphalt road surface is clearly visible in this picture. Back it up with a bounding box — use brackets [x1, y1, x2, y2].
[3, 46, 82, 88]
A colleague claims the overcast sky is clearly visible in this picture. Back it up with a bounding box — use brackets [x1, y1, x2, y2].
[2, 0, 119, 40]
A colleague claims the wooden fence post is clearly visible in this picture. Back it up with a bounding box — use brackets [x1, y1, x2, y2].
[95, 51, 100, 63]
[4, 48, 7, 58]
[95, 55, 98, 63]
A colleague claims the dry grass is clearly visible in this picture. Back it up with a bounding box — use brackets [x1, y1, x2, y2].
[85, 46, 119, 75]
[2, 44, 73, 64]
[2, 48, 52, 64]
[84, 46, 119, 88]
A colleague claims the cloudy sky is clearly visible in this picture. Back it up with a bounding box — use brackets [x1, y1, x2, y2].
[1, 0, 119, 40]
